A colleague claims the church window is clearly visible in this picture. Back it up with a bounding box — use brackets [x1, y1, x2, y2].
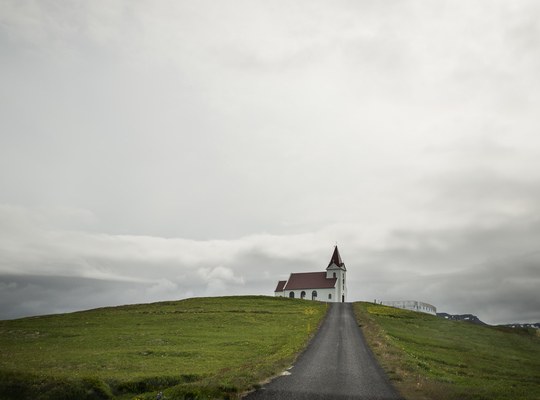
[312, 290, 317, 300]
[328, 294, 332, 300]
[289, 292, 295, 298]
[333, 272, 336, 278]
[301, 291, 306, 299]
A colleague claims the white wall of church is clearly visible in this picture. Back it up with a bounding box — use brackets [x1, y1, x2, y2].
[326, 268, 347, 302]
[338, 272, 346, 303]
[281, 288, 339, 302]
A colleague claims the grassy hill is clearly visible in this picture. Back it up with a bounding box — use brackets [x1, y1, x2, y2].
[3, 297, 537, 400]
[354, 302, 540, 400]
[0, 296, 327, 400]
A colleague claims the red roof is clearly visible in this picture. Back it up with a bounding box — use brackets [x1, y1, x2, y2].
[274, 280, 287, 292]
[327, 245, 346, 270]
[283, 272, 337, 290]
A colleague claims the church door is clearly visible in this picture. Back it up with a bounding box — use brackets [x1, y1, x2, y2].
[312, 291, 317, 300]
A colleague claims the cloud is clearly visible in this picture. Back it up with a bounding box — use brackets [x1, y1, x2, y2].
[0, 275, 143, 319]
[1, 1, 539, 326]
[198, 266, 244, 296]
[1, 204, 539, 324]
[359, 216, 540, 324]
[146, 278, 178, 297]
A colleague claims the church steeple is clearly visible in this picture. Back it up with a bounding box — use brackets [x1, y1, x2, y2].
[327, 245, 346, 270]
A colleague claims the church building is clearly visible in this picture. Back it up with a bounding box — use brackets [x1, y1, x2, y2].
[274, 246, 347, 303]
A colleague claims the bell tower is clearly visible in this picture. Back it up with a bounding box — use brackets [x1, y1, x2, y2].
[326, 245, 347, 302]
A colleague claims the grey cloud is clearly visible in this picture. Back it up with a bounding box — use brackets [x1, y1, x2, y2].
[0, 275, 149, 319]
[357, 217, 540, 324]
[0, 206, 539, 325]
[1, 1, 539, 326]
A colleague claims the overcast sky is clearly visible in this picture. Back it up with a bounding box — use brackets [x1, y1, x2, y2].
[1, 1, 539, 325]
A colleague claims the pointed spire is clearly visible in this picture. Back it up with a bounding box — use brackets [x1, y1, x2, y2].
[327, 245, 345, 269]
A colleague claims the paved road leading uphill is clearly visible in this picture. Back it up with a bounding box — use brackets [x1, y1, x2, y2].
[244, 303, 402, 400]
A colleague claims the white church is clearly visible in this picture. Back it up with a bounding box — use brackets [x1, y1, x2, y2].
[274, 246, 347, 303]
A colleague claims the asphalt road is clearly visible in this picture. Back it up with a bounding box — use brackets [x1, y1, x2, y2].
[243, 303, 403, 400]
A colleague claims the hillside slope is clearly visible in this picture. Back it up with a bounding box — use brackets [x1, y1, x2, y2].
[354, 302, 540, 400]
[0, 296, 327, 400]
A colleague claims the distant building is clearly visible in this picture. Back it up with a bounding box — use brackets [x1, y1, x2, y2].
[274, 246, 347, 303]
[380, 300, 436, 315]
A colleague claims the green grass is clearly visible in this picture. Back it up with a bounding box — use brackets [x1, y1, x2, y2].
[0, 296, 327, 400]
[354, 302, 540, 400]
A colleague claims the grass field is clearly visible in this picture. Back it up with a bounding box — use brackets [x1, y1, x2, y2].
[0, 296, 327, 400]
[354, 302, 540, 400]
